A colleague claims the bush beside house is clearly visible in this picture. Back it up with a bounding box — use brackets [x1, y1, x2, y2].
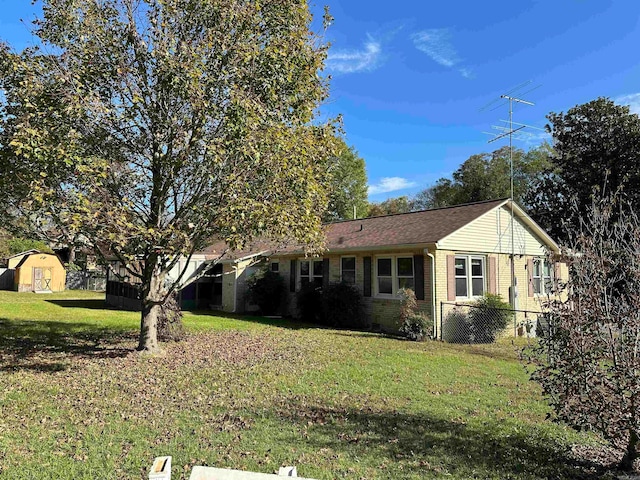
[247, 269, 286, 316]
[442, 293, 512, 344]
[398, 288, 431, 341]
[295, 282, 367, 329]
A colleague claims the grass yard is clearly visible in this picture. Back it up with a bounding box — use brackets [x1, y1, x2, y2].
[0, 291, 609, 479]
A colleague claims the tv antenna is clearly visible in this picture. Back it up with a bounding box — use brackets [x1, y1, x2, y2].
[480, 82, 539, 315]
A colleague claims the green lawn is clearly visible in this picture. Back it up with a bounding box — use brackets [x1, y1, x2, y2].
[0, 291, 606, 479]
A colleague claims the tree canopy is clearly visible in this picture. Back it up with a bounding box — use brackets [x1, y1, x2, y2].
[525, 97, 640, 242]
[412, 145, 553, 211]
[0, 0, 338, 352]
[367, 196, 412, 217]
[324, 139, 368, 222]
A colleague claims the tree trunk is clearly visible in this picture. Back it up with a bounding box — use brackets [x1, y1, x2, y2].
[137, 261, 165, 353]
[138, 301, 162, 352]
[620, 430, 639, 471]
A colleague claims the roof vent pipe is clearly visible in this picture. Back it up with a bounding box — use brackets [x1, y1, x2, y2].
[359, 224, 363, 232]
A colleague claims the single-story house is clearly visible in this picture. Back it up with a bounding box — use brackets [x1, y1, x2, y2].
[106, 198, 565, 336]
[267, 198, 565, 335]
[4, 250, 67, 292]
[105, 246, 267, 312]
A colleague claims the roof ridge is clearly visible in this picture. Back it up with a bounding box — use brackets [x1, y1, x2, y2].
[324, 198, 510, 225]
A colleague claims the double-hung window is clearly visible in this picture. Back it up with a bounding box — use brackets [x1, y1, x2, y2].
[376, 256, 414, 296]
[377, 258, 393, 295]
[397, 257, 414, 290]
[455, 255, 485, 298]
[341, 257, 356, 284]
[533, 259, 553, 295]
[300, 259, 323, 288]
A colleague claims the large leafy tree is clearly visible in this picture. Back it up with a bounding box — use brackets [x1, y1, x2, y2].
[0, 0, 338, 352]
[526, 98, 640, 242]
[412, 145, 552, 210]
[324, 139, 368, 222]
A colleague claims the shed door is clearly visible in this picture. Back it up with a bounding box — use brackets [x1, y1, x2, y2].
[33, 268, 52, 291]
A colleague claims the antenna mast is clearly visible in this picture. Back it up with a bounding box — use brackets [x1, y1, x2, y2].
[481, 84, 537, 314]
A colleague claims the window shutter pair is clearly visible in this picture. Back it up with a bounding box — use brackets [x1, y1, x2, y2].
[362, 255, 424, 300]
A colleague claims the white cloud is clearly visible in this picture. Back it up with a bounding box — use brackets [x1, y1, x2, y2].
[616, 93, 640, 115]
[368, 177, 417, 195]
[412, 29, 473, 78]
[459, 67, 474, 79]
[326, 36, 382, 74]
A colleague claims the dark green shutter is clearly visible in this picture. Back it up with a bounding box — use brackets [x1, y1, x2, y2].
[290, 259, 297, 292]
[414, 254, 425, 300]
[363, 256, 372, 297]
[322, 258, 330, 289]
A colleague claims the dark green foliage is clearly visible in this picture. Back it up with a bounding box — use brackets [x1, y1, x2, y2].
[468, 293, 513, 343]
[442, 294, 512, 344]
[7, 237, 53, 255]
[397, 288, 431, 341]
[296, 282, 366, 329]
[442, 310, 472, 344]
[412, 144, 553, 211]
[322, 282, 366, 329]
[247, 269, 285, 316]
[526, 97, 640, 243]
[399, 313, 432, 341]
[325, 140, 369, 222]
[295, 284, 324, 324]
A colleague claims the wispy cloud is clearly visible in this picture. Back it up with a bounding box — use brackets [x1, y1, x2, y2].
[368, 177, 417, 195]
[616, 93, 640, 115]
[326, 36, 382, 74]
[411, 28, 473, 78]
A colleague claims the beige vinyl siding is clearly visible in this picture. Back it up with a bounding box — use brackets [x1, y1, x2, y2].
[438, 205, 547, 256]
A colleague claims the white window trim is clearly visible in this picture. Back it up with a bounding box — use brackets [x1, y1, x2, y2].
[298, 257, 324, 290]
[454, 255, 486, 300]
[374, 255, 414, 298]
[340, 256, 356, 285]
[533, 258, 553, 296]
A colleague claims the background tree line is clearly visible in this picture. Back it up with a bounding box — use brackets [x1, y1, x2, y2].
[366, 97, 640, 245]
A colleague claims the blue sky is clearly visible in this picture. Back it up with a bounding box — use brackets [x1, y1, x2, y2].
[2, 1, 640, 201]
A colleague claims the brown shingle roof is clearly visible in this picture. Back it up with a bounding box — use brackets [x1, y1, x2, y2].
[319, 198, 507, 251]
[198, 199, 509, 259]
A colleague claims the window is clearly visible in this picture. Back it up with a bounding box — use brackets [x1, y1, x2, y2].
[270, 261, 279, 273]
[376, 256, 414, 296]
[377, 258, 393, 294]
[300, 259, 323, 288]
[341, 257, 356, 284]
[397, 257, 414, 290]
[533, 259, 553, 295]
[455, 255, 485, 298]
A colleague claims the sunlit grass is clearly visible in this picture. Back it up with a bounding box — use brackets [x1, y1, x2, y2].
[0, 291, 600, 479]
